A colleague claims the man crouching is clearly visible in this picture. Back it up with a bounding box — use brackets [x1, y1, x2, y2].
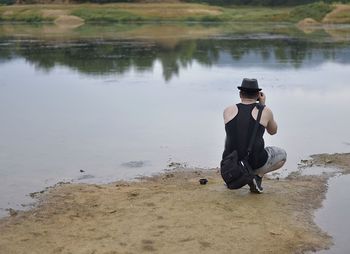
[222, 78, 287, 193]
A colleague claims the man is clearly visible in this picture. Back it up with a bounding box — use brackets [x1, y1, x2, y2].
[222, 78, 286, 193]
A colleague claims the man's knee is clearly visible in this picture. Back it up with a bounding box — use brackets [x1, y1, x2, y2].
[275, 159, 286, 169]
[270, 146, 286, 161]
[274, 147, 286, 170]
[280, 148, 287, 162]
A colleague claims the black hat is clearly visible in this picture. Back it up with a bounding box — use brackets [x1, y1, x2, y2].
[237, 78, 262, 91]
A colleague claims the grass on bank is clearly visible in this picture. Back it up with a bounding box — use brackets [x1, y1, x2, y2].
[0, 2, 342, 23]
[0, 3, 225, 22]
[71, 8, 143, 22]
[289, 2, 334, 22]
[334, 11, 350, 22]
[0, 7, 53, 22]
[71, 3, 225, 22]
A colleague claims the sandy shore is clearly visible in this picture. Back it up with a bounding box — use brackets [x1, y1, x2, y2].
[1, 153, 350, 254]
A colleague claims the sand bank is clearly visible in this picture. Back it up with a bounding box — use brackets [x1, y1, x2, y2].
[1, 153, 350, 254]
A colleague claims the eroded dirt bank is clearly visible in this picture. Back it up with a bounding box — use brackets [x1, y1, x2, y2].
[1, 153, 350, 254]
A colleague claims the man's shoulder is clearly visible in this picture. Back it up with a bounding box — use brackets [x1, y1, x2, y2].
[223, 104, 238, 123]
[224, 104, 237, 113]
[223, 104, 239, 117]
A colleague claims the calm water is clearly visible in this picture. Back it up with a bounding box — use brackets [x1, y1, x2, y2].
[0, 23, 350, 224]
[316, 174, 350, 254]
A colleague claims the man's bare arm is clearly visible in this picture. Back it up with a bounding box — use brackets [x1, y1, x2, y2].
[266, 108, 278, 135]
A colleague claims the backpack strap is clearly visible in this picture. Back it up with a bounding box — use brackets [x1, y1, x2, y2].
[246, 104, 265, 158]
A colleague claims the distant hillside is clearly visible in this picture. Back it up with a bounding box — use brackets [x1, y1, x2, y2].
[0, 2, 349, 24]
[186, 0, 350, 7]
[1, 0, 350, 6]
[2, 0, 182, 4]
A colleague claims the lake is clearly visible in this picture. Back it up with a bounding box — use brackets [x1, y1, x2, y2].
[0, 22, 350, 220]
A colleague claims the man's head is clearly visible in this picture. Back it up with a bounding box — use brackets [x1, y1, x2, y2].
[237, 78, 262, 100]
[239, 89, 260, 100]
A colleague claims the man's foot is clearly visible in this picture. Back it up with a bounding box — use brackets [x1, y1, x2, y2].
[249, 175, 263, 194]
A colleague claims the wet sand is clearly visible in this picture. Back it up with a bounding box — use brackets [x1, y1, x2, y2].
[1, 153, 350, 254]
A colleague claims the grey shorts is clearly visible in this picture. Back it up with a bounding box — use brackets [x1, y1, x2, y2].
[255, 146, 287, 175]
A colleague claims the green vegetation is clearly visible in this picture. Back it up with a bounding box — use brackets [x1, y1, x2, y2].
[220, 6, 291, 22]
[69, 4, 299, 23]
[0, 7, 50, 22]
[71, 7, 144, 22]
[289, 2, 334, 21]
[0, 2, 346, 24]
[187, 0, 350, 6]
[68, 3, 227, 22]
[0, 3, 225, 23]
[2, 0, 349, 6]
[334, 11, 350, 23]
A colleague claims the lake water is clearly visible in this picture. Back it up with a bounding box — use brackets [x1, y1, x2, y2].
[315, 174, 350, 254]
[0, 23, 350, 223]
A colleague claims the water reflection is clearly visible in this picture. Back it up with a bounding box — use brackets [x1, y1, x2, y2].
[1, 24, 350, 81]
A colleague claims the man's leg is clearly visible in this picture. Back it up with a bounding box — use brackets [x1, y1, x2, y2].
[249, 147, 286, 193]
[255, 146, 287, 177]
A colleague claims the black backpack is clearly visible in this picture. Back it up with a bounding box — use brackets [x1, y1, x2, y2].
[220, 105, 265, 189]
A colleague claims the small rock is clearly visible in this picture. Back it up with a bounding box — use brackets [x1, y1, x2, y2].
[168, 162, 181, 168]
[80, 169, 85, 173]
[115, 183, 129, 187]
[57, 181, 70, 185]
[29, 191, 43, 198]
[128, 191, 139, 197]
[199, 178, 208, 185]
[7, 208, 18, 216]
[165, 173, 174, 178]
[269, 231, 281, 235]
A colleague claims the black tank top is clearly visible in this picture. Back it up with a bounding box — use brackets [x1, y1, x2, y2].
[222, 103, 268, 169]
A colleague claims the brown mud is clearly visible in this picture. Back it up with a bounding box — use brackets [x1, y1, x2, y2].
[1, 153, 350, 254]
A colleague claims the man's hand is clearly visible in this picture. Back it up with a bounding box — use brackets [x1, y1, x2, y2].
[258, 92, 266, 105]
